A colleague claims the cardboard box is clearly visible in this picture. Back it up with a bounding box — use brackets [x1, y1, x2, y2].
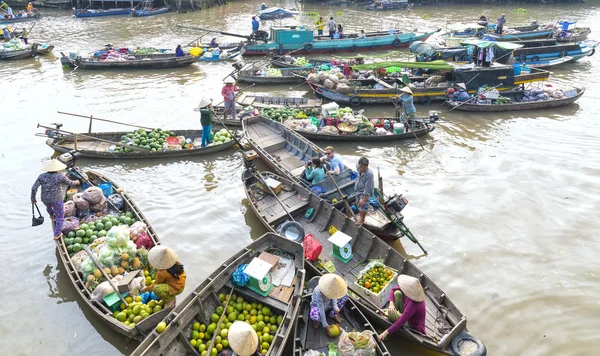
[264, 177, 282, 195]
[117, 270, 144, 294]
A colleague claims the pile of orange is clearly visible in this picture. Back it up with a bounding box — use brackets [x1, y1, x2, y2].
[357, 265, 394, 294]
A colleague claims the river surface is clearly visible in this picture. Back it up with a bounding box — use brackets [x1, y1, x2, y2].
[1, 1, 599, 355]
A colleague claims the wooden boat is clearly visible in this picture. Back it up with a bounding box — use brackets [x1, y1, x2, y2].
[512, 56, 574, 69]
[0, 47, 35, 60]
[33, 43, 54, 56]
[43, 129, 237, 159]
[73, 8, 132, 18]
[55, 168, 173, 340]
[132, 7, 169, 17]
[130, 232, 305, 356]
[0, 13, 41, 24]
[237, 92, 322, 109]
[555, 27, 591, 43]
[445, 86, 585, 112]
[243, 27, 439, 56]
[60, 52, 197, 69]
[487, 29, 553, 41]
[365, 0, 413, 11]
[293, 274, 391, 356]
[235, 68, 308, 85]
[257, 7, 298, 20]
[242, 168, 486, 355]
[511, 41, 597, 63]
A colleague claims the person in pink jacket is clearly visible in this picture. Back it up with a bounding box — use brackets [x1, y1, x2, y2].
[377, 274, 426, 341]
[221, 76, 240, 120]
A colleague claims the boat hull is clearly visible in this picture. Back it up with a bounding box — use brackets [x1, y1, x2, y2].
[74, 9, 132, 18]
[132, 7, 169, 17]
[0, 14, 41, 24]
[0, 47, 35, 60]
[295, 124, 433, 142]
[488, 29, 553, 41]
[62, 53, 197, 69]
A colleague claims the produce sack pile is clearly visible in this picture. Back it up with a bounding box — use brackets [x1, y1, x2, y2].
[306, 67, 351, 93]
[188, 293, 285, 355]
[0, 39, 26, 52]
[293, 57, 311, 66]
[337, 330, 377, 356]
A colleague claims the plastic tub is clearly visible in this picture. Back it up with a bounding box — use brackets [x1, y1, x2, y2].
[393, 123, 403, 134]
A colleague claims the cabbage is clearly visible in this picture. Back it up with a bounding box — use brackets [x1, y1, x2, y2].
[81, 257, 95, 274]
[106, 225, 130, 248]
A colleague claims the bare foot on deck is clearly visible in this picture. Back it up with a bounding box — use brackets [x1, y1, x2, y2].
[313, 320, 320, 329]
[54, 233, 63, 240]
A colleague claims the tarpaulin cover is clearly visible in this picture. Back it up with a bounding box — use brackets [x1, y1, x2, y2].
[409, 41, 468, 59]
[460, 39, 524, 50]
[351, 60, 453, 71]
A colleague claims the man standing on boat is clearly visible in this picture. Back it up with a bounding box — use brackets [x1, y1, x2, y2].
[327, 17, 336, 39]
[315, 16, 325, 36]
[496, 14, 506, 34]
[221, 77, 240, 120]
[354, 157, 374, 226]
[251, 16, 260, 34]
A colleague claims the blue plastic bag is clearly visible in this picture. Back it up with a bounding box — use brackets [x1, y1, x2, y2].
[140, 292, 158, 304]
[232, 264, 250, 287]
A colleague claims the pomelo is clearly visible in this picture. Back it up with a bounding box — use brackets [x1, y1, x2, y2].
[193, 322, 200, 331]
[328, 324, 340, 337]
[156, 321, 166, 333]
[210, 313, 219, 323]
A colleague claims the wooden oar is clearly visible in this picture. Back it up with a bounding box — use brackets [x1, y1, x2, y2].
[83, 245, 129, 307]
[248, 167, 296, 222]
[37, 123, 152, 153]
[324, 166, 356, 220]
[57, 111, 156, 131]
[205, 287, 235, 356]
[390, 100, 425, 151]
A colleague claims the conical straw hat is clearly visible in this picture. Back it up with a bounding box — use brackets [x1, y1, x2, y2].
[148, 246, 178, 270]
[400, 87, 413, 94]
[228, 321, 259, 356]
[198, 97, 212, 108]
[223, 76, 236, 84]
[396, 275, 425, 302]
[318, 273, 347, 299]
[42, 159, 67, 172]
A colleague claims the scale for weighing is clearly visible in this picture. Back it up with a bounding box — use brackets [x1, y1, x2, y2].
[244, 257, 275, 296]
[328, 230, 353, 263]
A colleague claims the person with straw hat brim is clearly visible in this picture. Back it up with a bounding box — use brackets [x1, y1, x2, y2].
[310, 273, 349, 336]
[392, 86, 416, 131]
[377, 274, 426, 341]
[221, 76, 240, 121]
[142, 246, 186, 307]
[31, 159, 80, 240]
[221, 321, 260, 356]
[198, 97, 214, 147]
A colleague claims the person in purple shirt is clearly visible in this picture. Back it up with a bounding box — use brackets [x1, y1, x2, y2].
[31, 159, 80, 240]
[377, 274, 426, 341]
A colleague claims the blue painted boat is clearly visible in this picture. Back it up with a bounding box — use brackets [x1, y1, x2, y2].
[0, 13, 41, 25]
[488, 29, 553, 41]
[257, 7, 298, 20]
[73, 8, 132, 18]
[242, 27, 440, 56]
[511, 40, 597, 63]
[132, 7, 169, 17]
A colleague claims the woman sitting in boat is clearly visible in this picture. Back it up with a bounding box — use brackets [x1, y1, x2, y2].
[31, 159, 81, 240]
[358, 29, 367, 39]
[337, 24, 344, 39]
[449, 83, 470, 102]
[304, 157, 325, 185]
[142, 246, 186, 307]
[220, 321, 260, 356]
[175, 45, 185, 57]
[310, 274, 349, 336]
[210, 37, 219, 48]
[377, 274, 426, 341]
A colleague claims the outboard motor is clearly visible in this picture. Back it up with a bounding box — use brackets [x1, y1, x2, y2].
[57, 150, 87, 182]
[383, 195, 409, 216]
[428, 110, 440, 123]
[45, 122, 63, 138]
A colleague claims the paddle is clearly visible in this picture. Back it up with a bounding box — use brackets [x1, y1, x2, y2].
[57, 111, 156, 131]
[205, 287, 235, 356]
[447, 83, 503, 112]
[323, 166, 356, 220]
[83, 245, 129, 307]
[247, 166, 296, 222]
[390, 99, 425, 151]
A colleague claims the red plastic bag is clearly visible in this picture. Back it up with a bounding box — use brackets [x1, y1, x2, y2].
[135, 231, 155, 250]
[302, 234, 322, 261]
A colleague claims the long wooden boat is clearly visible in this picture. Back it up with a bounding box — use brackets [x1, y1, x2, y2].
[131, 232, 305, 356]
[74, 8, 132, 18]
[513, 56, 574, 69]
[293, 274, 391, 356]
[60, 52, 197, 69]
[242, 169, 485, 355]
[555, 28, 591, 42]
[445, 86, 585, 112]
[235, 68, 308, 85]
[511, 41, 597, 63]
[43, 129, 237, 159]
[132, 7, 169, 17]
[270, 57, 331, 69]
[0, 13, 41, 24]
[243, 27, 440, 56]
[33, 43, 54, 56]
[488, 29, 553, 41]
[237, 92, 322, 109]
[366, 0, 412, 11]
[242, 116, 412, 242]
[0, 46, 35, 60]
[55, 168, 173, 340]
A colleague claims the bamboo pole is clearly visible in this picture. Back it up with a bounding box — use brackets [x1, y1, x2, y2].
[57, 111, 156, 131]
[37, 123, 151, 152]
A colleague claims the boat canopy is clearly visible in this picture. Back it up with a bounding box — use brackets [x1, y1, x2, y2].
[460, 39, 524, 50]
[350, 60, 454, 71]
[409, 41, 468, 60]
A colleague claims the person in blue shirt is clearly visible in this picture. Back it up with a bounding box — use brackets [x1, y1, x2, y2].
[321, 146, 344, 175]
[252, 16, 260, 33]
[175, 45, 185, 57]
[495, 14, 506, 34]
[397, 87, 416, 119]
[260, 3, 267, 10]
[304, 158, 325, 185]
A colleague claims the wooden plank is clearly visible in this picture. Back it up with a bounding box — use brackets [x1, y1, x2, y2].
[373, 77, 394, 89]
[258, 252, 280, 267]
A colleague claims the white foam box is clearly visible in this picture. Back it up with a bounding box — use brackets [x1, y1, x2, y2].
[353, 264, 398, 308]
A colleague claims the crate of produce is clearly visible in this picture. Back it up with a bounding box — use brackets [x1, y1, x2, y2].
[354, 261, 398, 308]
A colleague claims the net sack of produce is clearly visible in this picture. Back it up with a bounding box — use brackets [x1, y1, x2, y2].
[91, 237, 107, 255]
[83, 187, 104, 204]
[336, 83, 350, 94]
[73, 192, 90, 210]
[324, 79, 335, 89]
[307, 73, 319, 84]
[90, 276, 124, 302]
[80, 214, 100, 225]
[328, 75, 340, 85]
[376, 127, 388, 135]
[337, 330, 377, 356]
[80, 256, 95, 276]
[71, 250, 89, 272]
[107, 194, 124, 211]
[319, 125, 339, 134]
[318, 71, 329, 83]
[129, 221, 148, 241]
[105, 225, 130, 248]
[62, 216, 80, 233]
[90, 196, 108, 213]
[64, 201, 76, 217]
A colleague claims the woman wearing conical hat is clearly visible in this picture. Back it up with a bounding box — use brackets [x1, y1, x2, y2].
[377, 274, 426, 341]
[219, 321, 260, 356]
[31, 159, 80, 240]
[310, 274, 349, 336]
[143, 246, 186, 307]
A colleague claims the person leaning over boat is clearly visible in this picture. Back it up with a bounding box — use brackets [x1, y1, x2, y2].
[142, 246, 186, 307]
[478, 14, 487, 27]
[210, 37, 219, 48]
[321, 146, 344, 175]
[198, 97, 213, 147]
[304, 157, 325, 185]
[175, 44, 185, 57]
[496, 14, 506, 34]
[377, 274, 426, 341]
[31, 159, 80, 240]
[310, 274, 349, 336]
[219, 321, 260, 356]
[221, 77, 240, 120]
[327, 17, 336, 39]
[315, 16, 325, 36]
[354, 157, 374, 226]
[358, 29, 367, 39]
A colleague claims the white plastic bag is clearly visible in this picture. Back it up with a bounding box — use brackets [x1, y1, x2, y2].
[90, 275, 124, 302]
[337, 330, 377, 356]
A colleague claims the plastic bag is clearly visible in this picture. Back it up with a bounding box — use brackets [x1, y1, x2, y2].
[71, 250, 89, 272]
[303, 351, 322, 356]
[90, 275, 124, 302]
[62, 216, 80, 233]
[83, 186, 104, 204]
[336, 83, 350, 94]
[90, 196, 108, 213]
[73, 192, 90, 210]
[337, 330, 377, 356]
[106, 225, 130, 248]
[232, 264, 250, 287]
[323, 79, 335, 89]
[135, 231, 155, 250]
[63, 201, 76, 217]
[107, 194, 124, 211]
[129, 221, 148, 241]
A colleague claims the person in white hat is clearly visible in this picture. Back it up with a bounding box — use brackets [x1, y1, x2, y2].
[221, 76, 240, 120]
[221, 321, 260, 356]
[31, 159, 80, 240]
[198, 97, 213, 147]
[310, 274, 349, 336]
[377, 274, 426, 341]
[142, 246, 186, 307]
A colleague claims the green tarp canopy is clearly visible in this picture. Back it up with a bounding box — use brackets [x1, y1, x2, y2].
[350, 60, 453, 71]
[459, 39, 524, 50]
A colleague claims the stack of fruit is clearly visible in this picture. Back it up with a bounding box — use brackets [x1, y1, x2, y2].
[189, 293, 284, 356]
[208, 129, 233, 146]
[116, 128, 176, 153]
[64, 212, 136, 256]
[356, 264, 395, 295]
[113, 295, 166, 329]
[261, 107, 316, 122]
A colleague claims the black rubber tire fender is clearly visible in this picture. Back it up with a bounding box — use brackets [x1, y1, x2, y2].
[349, 95, 362, 106]
[530, 55, 540, 62]
[392, 39, 401, 47]
[588, 48, 595, 57]
[420, 96, 432, 105]
[279, 221, 305, 242]
[519, 54, 527, 62]
[451, 333, 487, 356]
[304, 43, 313, 51]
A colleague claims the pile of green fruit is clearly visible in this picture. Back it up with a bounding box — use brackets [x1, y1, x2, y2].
[116, 128, 175, 153]
[130, 47, 163, 55]
[64, 211, 136, 256]
[209, 129, 233, 146]
[113, 295, 166, 328]
[260, 107, 318, 122]
[189, 293, 284, 356]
